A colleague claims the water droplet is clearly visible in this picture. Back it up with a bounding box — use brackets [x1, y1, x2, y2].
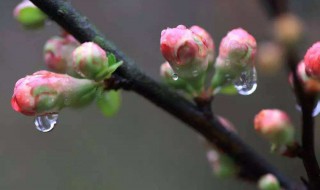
[192, 70, 199, 77]
[172, 73, 179, 81]
[233, 67, 257, 95]
[34, 113, 59, 133]
[296, 100, 320, 117]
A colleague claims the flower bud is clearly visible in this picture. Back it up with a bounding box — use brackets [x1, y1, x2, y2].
[257, 42, 284, 75]
[13, 0, 47, 29]
[304, 42, 320, 80]
[72, 42, 109, 81]
[273, 13, 303, 46]
[44, 34, 80, 77]
[206, 150, 237, 178]
[11, 71, 98, 116]
[218, 28, 256, 66]
[160, 62, 187, 89]
[160, 25, 210, 79]
[258, 174, 280, 190]
[212, 28, 257, 89]
[254, 109, 294, 146]
[289, 61, 320, 93]
[189, 25, 215, 62]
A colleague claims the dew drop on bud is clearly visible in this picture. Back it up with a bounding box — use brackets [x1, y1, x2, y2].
[172, 73, 179, 81]
[233, 67, 257, 95]
[34, 113, 59, 133]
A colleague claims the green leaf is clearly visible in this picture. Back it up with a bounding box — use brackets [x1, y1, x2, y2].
[97, 90, 121, 117]
[106, 61, 123, 74]
[107, 54, 117, 66]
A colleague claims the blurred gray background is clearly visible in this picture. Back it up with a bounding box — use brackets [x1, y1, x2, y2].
[1, 0, 320, 189]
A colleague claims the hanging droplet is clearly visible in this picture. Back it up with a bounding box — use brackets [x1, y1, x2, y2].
[172, 73, 179, 81]
[233, 67, 257, 95]
[34, 113, 59, 132]
[296, 100, 320, 117]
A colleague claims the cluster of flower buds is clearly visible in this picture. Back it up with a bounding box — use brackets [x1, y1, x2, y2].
[13, 0, 47, 29]
[211, 28, 257, 91]
[44, 33, 81, 77]
[254, 109, 295, 151]
[11, 71, 98, 116]
[12, 40, 123, 124]
[160, 25, 214, 95]
[258, 174, 280, 190]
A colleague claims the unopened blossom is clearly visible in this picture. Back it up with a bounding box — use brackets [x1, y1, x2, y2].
[11, 71, 98, 116]
[254, 109, 294, 146]
[160, 25, 212, 78]
[189, 25, 215, 62]
[44, 34, 80, 76]
[304, 42, 320, 80]
[13, 0, 47, 29]
[289, 61, 320, 93]
[206, 149, 237, 178]
[218, 28, 256, 67]
[212, 28, 257, 89]
[258, 174, 280, 190]
[72, 42, 108, 81]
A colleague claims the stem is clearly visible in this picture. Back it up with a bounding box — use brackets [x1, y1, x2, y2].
[30, 0, 298, 188]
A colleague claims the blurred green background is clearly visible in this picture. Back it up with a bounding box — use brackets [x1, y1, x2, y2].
[1, 0, 320, 189]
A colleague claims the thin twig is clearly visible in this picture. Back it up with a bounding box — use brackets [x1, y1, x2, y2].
[29, 0, 299, 188]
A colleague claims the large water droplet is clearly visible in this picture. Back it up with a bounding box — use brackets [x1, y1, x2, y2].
[233, 67, 257, 95]
[34, 113, 59, 132]
[296, 100, 320, 117]
[172, 73, 179, 81]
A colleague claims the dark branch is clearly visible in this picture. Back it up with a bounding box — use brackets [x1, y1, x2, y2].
[30, 0, 298, 189]
[259, 0, 320, 189]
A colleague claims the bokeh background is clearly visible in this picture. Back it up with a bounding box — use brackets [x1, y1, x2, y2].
[1, 0, 320, 189]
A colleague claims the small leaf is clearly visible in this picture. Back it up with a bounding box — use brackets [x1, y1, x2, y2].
[107, 54, 117, 66]
[106, 61, 123, 74]
[17, 7, 47, 29]
[97, 90, 121, 117]
[219, 85, 238, 95]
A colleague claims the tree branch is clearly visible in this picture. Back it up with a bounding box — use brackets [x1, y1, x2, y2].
[259, 0, 320, 189]
[29, 0, 299, 188]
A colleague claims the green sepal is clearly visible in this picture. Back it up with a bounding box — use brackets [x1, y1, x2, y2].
[107, 54, 117, 66]
[219, 85, 238, 95]
[95, 60, 123, 81]
[214, 154, 238, 178]
[96, 90, 121, 117]
[17, 7, 47, 29]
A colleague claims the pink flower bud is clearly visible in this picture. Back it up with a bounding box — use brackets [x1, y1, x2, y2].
[160, 25, 210, 78]
[304, 42, 320, 80]
[219, 28, 256, 65]
[160, 62, 174, 79]
[11, 71, 98, 116]
[44, 34, 80, 76]
[258, 174, 280, 190]
[189, 25, 215, 61]
[289, 61, 320, 93]
[13, 0, 47, 29]
[254, 109, 294, 145]
[72, 42, 108, 81]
